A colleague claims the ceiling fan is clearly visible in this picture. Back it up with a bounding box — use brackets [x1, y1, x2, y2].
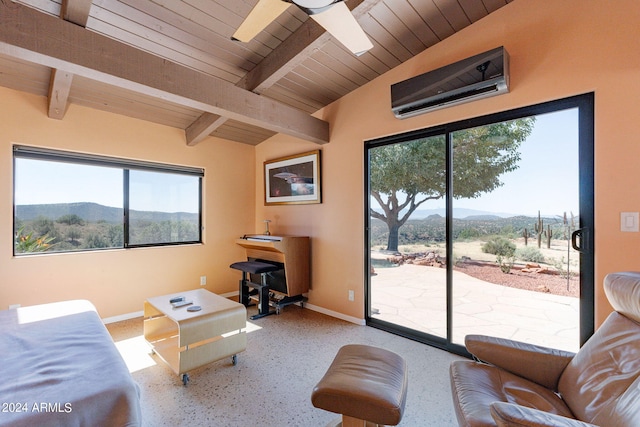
[233, 0, 373, 56]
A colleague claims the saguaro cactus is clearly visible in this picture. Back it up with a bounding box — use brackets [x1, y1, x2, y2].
[534, 211, 544, 248]
[544, 224, 553, 249]
[522, 228, 530, 246]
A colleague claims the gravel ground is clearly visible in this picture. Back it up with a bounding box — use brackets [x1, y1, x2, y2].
[454, 262, 579, 297]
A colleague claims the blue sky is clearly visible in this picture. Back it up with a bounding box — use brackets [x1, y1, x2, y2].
[421, 107, 580, 218]
[14, 161, 123, 208]
[14, 162, 199, 213]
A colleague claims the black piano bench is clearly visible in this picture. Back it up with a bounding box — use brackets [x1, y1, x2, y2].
[230, 261, 281, 320]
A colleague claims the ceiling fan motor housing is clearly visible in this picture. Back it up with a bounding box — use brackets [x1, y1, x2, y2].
[288, 0, 343, 15]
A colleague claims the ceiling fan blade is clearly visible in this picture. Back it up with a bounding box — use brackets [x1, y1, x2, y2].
[232, 0, 291, 42]
[308, 2, 373, 56]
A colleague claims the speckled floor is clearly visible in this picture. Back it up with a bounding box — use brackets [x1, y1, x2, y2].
[106, 304, 462, 427]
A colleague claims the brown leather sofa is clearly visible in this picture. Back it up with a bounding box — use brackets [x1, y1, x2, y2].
[450, 271, 640, 427]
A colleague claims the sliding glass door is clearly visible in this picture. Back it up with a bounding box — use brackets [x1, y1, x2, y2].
[366, 94, 594, 355]
[368, 133, 448, 340]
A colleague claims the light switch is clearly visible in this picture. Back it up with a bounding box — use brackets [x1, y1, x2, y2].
[620, 212, 639, 232]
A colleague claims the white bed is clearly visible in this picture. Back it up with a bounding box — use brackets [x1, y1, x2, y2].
[0, 300, 142, 427]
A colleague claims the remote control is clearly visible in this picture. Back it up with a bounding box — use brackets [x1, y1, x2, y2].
[170, 296, 185, 304]
[171, 300, 193, 308]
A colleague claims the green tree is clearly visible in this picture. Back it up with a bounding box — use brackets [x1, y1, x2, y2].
[370, 118, 535, 251]
[57, 214, 85, 226]
[33, 216, 55, 233]
[85, 233, 110, 249]
[33, 216, 61, 243]
[66, 227, 82, 246]
[107, 224, 124, 247]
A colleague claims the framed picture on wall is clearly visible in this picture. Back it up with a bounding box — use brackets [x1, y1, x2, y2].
[264, 150, 321, 205]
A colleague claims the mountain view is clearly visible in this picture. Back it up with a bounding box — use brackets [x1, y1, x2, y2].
[408, 207, 523, 220]
[370, 212, 573, 248]
[14, 202, 199, 254]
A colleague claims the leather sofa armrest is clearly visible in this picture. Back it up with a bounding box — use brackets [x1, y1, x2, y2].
[465, 335, 575, 390]
[490, 402, 598, 427]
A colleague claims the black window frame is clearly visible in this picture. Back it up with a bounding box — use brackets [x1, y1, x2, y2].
[13, 145, 204, 255]
[364, 93, 595, 356]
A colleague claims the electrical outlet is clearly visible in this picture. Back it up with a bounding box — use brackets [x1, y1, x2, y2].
[200, 276, 207, 286]
[348, 290, 355, 301]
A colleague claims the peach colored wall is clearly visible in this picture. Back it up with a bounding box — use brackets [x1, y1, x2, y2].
[256, 0, 640, 326]
[0, 87, 255, 319]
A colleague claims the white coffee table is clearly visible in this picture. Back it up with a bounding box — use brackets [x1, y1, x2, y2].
[143, 289, 246, 385]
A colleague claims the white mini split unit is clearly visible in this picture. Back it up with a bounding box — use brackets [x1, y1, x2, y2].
[391, 46, 510, 119]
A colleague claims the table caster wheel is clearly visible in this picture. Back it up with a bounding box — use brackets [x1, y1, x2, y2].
[181, 373, 190, 386]
[232, 354, 238, 365]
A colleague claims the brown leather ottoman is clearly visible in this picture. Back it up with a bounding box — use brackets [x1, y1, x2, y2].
[311, 344, 408, 426]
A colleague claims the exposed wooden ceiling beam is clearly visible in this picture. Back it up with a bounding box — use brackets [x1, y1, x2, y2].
[0, 1, 329, 145]
[47, 68, 73, 119]
[185, 112, 227, 146]
[47, 0, 93, 120]
[185, 0, 380, 146]
[61, 0, 92, 27]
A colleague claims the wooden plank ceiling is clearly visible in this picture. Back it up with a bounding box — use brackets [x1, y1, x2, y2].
[0, 0, 512, 146]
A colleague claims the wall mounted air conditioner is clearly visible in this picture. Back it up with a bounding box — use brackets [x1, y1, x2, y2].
[391, 46, 509, 119]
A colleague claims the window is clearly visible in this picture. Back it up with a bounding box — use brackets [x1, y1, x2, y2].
[13, 146, 203, 255]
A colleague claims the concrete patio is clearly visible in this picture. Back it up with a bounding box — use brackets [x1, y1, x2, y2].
[371, 264, 580, 352]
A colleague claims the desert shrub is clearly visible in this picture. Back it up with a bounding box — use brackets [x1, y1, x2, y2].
[482, 237, 516, 273]
[482, 237, 516, 257]
[515, 246, 545, 263]
[550, 256, 573, 279]
[496, 254, 515, 273]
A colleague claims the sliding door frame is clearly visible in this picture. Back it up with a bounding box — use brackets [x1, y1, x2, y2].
[365, 93, 595, 356]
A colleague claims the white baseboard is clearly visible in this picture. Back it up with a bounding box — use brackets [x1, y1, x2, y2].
[219, 291, 366, 326]
[102, 292, 365, 326]
[303, 303, 365, 326]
